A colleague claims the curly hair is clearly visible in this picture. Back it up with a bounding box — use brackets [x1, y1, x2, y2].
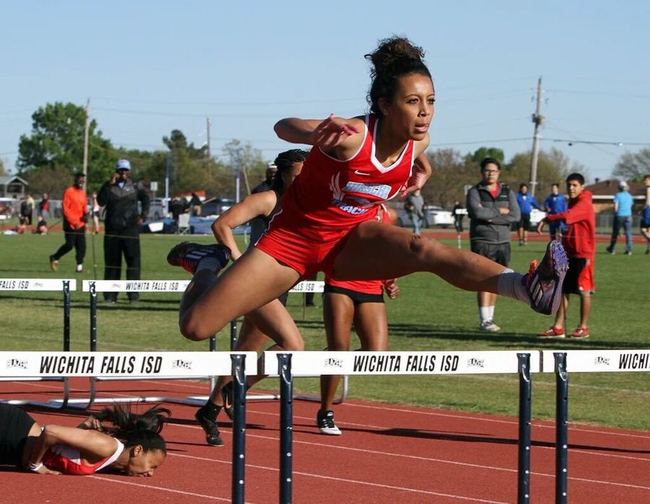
[272, 149, 309, 194]
[93, 404, 170, 453]
[365, 36, 432, 116]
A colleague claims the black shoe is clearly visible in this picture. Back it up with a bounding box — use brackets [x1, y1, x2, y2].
[220, 382, 235, 420]
[316, 409, 342, 436]
[195, 402, 224, 446]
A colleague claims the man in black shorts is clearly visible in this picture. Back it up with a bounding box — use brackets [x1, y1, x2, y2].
[466, 158, 520, 332]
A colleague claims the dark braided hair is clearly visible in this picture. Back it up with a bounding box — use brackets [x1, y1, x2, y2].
[93, 404, 170, 453]
[271, 149, 309, 194]
[365, 36, 432, 117]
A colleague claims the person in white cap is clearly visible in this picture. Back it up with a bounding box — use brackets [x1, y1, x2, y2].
[97, 159, 150, 302]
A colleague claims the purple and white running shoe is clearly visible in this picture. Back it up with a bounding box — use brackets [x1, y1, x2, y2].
[524, 240, 569, 315]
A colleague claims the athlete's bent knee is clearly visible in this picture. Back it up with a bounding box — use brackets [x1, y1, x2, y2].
[179, 313, 214, 342]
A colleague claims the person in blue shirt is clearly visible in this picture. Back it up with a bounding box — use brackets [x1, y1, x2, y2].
[516, 183, 541, 246]
[544, 183, 568, 240]
[642, 174, 650, 255]
[606, 181, 634, 255]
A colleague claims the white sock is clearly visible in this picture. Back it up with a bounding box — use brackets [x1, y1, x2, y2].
[479, 306, 491, 324]
[496, 269, 528, 303]
[196, 256, 221, 273]
[487, 305, 495, 321]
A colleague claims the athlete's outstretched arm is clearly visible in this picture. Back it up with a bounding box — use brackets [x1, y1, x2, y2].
[211, 191, 277, 260]
[274, 115, 363, 152]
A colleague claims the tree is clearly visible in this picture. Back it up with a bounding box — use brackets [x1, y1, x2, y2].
[613, 148, 650, 181]
[470, 147, 505, 165]
[422, 148, 477, 208]
[505, 148, 579, 194]
[17, 102, 115, 187]
[221, 139, 266, 198]
[0, 158, 6, 176]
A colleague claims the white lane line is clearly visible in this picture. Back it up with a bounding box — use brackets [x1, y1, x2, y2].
[89, 475, 235, 502]
[169, 454, 507, 503]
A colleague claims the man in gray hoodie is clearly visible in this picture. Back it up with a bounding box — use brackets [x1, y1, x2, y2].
[466, 158, 520, 332]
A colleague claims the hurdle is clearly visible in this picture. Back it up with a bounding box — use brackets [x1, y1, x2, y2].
[264, 350, 537, 504]
[542, 349, 650, 504]
[0, 350, 255, 504]
[0, 278, 76, 408]
[243, 280, 349, 406]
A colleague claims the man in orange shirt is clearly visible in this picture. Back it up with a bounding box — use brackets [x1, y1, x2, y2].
[50, 173, 89, 273]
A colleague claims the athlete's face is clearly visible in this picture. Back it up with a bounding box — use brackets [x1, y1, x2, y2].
[566, 180, 584, 200]
[280, 161, 304, 188]
[125, 446, 166, 477]
[380, 73, 435, 141]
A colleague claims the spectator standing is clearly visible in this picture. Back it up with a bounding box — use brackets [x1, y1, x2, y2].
[189, 192, 202, 216]
[467, 157, 520, 332]
[97, 159, 150, 303]
[543, 183, 568, 240]
[606, 181, 634, 255]
[91, 191, 101, 234]
[251, 163, 278, 194]
[37, 193, 50, 222]
[641, 174, 650, 255]
[19, 193, 35, 226]
[537, 173, 595, 339]
[515, 183, 541, 245]
[452, 200, 465, 233]
[49, 173, 89, 272]
[405, 189, 425, 235]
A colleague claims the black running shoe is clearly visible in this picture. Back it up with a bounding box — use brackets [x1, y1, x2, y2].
[167, 242, 230, 275]
[316, 409, 342, 436]
[195, 402, 224, 446]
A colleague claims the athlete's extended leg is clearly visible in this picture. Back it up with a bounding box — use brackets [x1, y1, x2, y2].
[333, 221, 568, 315]
[177, 247, 300, 341]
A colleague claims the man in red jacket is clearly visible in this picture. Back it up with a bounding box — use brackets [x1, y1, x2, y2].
[536, 173, 595, 339]
[49, 173, 89, 273]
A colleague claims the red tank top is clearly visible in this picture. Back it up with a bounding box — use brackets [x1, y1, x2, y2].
[42, 439, 124, 475]
[273, 114, 415, 240]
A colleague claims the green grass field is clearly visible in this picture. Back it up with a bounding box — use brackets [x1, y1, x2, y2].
[1, 230, 649, 431]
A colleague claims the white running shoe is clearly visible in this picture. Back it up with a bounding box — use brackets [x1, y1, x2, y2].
[479, 320, 501, 332]
[317, 409, 342, 436]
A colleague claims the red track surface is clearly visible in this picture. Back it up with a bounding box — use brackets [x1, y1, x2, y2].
[2, 378, 649, 503]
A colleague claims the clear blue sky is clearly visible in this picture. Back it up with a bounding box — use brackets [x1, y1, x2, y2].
[1, 0, 648, 184]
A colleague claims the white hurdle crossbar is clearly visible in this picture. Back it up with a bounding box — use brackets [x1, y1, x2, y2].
[264, 350, 538, 504]
[0, 350, 256, 504]
[0, 279, 77, 409]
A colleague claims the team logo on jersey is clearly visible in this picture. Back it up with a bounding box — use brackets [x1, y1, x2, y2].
[329, 172, 392, 215]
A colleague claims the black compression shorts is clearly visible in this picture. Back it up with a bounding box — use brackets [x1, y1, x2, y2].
[324, 284, 384, 304]
[0, 403, 35, 467]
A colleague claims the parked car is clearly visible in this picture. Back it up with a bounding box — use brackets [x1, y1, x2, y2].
[147, 197, 171, 221]
[397, 205, 454, 229]
[201, 197, 234, 216]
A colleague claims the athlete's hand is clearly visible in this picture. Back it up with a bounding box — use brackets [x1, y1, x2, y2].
[310, 114, 359, 149]
[400, 154, 432, 198]
[384, 279, 400, 299]
[78, 415, 104, 431]
[33, 464, 61, 475]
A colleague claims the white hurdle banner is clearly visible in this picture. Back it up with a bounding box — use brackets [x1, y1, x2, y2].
[541, 349, 650, 373]
[82, 279, 322, 293]
[0, 278, 77, 291]
[82, 279, 190, 292]
[263, 350, 540, 376]
[0, 351, 257, 378]
[289, 280, 324, 293]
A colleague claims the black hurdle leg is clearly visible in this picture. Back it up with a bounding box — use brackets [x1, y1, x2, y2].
[517, 353, 532, 504]
[231, 353, 247, 504]
[554, 352, 569, 504]
[278, 353, 293, 504]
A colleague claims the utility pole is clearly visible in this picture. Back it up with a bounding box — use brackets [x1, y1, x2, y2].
[82, 99, 90, 189]
[529, 77, 543, 197]
[206, 117, 211, 159]
[235, 148, 241, 203]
